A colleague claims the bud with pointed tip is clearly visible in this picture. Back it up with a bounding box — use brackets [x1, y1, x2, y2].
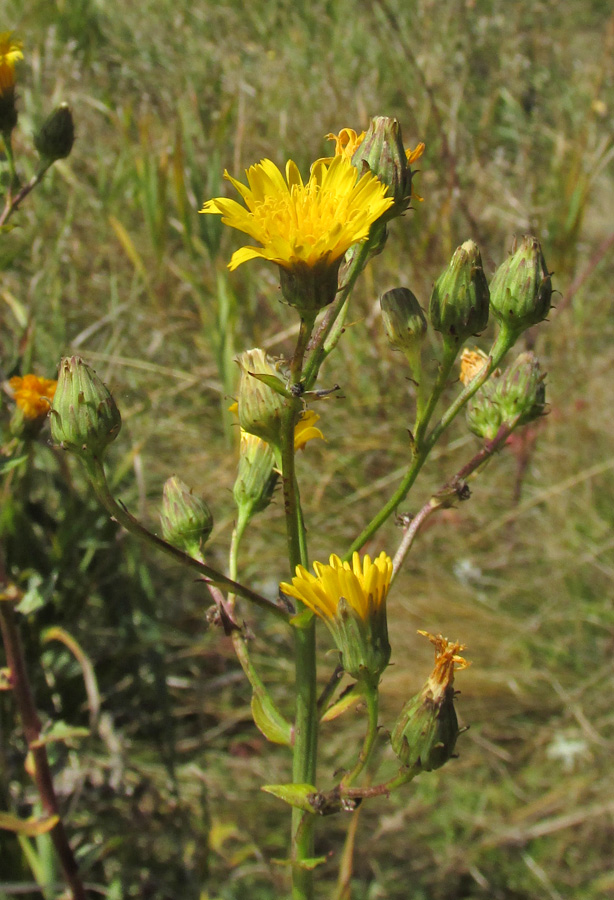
[391, 632, 469, 771]
[429, 241, 490, 349]
[160, 476, 213, 558]
[34, 103, 75, 164]
[489, 235, 552, 335]
[380, 288, 427, 358]
[50, 357, 121, 459]
[233, 430, 279, 530]
[235, 349, 287, 450]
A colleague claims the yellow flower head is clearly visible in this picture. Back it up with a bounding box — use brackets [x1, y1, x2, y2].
[9, 374, 57, 419]
[0, 32, 23, 96]
[281, 552, 393, 681]
[201, 155, 393, 274]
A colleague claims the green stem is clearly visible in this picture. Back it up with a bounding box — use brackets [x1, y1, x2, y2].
[82, 455, 289, 622]
[303, 242, 371, 391]
[340, 685, 379, 789]
[345, 326, 516, 559]
[0, 595, 87, 900]
[280, 315, 318, 900]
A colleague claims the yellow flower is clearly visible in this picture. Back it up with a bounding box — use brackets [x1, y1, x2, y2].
[201, 155, 393, 274]
[322, 127, 366, 161]
[280, 552, 392, 681]
[0, 32, 23, 96]
[9, 374, 57, 419]
[293, 409, 324, 452]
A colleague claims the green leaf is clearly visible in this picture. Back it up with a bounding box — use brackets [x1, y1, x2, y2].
[249, 372, 293, 399]
[30, 720, 90, 748]
[251, 694, 292, 746]
[0, 812, 59, 836]
[0, 455, 28, 475]
[262, 783, 318, 812]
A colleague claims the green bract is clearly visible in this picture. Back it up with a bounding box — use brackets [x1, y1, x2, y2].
[50, 357, 121, 459]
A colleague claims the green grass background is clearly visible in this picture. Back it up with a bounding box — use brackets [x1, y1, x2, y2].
[1, 0, 614, 897]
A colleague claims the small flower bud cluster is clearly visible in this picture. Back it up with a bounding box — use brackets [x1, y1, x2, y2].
[466, 351, 546, 441]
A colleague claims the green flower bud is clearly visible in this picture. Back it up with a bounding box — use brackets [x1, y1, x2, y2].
[391, 632, 468, 771]
[235, 349, 287, 449]
[50, 357, 121, 459]
[380, 288, 427, 357]
[466, 351, 546, 441]
[489, 235, 552, 334]
[233, 430, 279, 529]
[160, 476, 213, 558]
[429, 240, 490, 347]
[351, 116, 422, 216]
[34, 103, 75, 163]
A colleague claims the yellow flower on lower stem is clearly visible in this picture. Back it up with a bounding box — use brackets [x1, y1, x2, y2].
[0, 32, 23, 96]
[280, 551, 393, 683]
[201, 155, 393, 314]
[9, 374, 57, 419]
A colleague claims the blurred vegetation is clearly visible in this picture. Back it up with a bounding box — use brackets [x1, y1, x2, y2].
[1, 0, 613, 897]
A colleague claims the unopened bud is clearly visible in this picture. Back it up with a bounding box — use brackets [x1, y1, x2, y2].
[352, 117, 416, 215]
[235, 349, 287, 449]
[489, 235, 552, 334]
[391, 632, 468, 771]
[50, 357, 121, 458]
[466, 351, 546, 441]
[380, 288, 427, 357]
[34, 103, 75, 163]
[233, 430, 279, 529]
[429, 241, 490, 347]
[160, 476, 213, 558]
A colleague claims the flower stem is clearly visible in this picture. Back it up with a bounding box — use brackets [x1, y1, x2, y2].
[0, 568, 87, 900]
[281, 315, 318, 900]
[344, 326, 516, 559]
[82, 455, 289, 621]
[340, 685, 379, 789]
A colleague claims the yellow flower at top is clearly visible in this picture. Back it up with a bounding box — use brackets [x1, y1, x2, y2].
[417, 631, 470, 698]
[201, 155, 393, 274]
[323, 127, 366, 161]
[9, 374, 57, 419]
[280, 552, 393, 681]
[0, 32, 23, 96]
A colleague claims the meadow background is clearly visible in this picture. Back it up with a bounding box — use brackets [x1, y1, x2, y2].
[1, 0, 614, 897]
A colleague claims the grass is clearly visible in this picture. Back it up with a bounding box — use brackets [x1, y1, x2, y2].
[1, 0, 614, 897]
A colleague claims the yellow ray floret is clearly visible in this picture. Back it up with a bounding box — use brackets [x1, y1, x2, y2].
[9, 374, 57, 419]
[280, 551, 393, 622]
[0, 32, 23, 96]
[201, 155, 393, 272]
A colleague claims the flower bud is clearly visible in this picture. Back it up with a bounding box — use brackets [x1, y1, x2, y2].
[235, 349, 287, 449]
[429, 241, 490, 347]
[233, 430, 279, 528]
[351, 117, 422, 216]
[380, 288, 427, 357]
[489, 235, 552, 334]
[391, 632, 469, 771]
[160, 476, 213, 558]
[466, 351, 546, 441]
[34, 103, 75, 163]
[50, 357, 121, 458]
